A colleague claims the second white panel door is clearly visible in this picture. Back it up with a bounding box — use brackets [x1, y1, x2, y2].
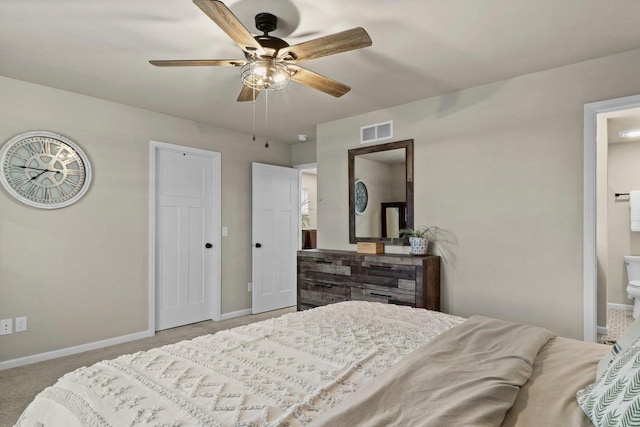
[252, 162, 299, 314]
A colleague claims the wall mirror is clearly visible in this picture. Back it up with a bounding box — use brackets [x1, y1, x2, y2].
[348, 139, 413, 244]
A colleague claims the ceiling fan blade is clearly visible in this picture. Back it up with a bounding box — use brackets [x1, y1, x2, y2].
[237, 85, 262, 102]
[289, 65, 350, 97]
[278, 27, 372, 63]
[149, 59, 247, 67]
[193, 0, 264, 56]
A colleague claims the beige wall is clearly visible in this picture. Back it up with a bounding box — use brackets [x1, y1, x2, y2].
[291, 141, 316, 165]
[389, 163, 406, 202]
[607, 140, 640, 306]
[317, 48, 640, 339]
[0, 76, 290, 362]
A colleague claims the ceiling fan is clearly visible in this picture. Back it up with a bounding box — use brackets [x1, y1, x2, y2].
[150, 0, 372, 102]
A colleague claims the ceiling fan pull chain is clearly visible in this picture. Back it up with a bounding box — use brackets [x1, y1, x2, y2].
[265, 90, 270, 148]
[252, 87, 256, 142]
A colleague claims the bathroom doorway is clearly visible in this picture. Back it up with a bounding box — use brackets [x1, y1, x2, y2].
[595, 106, 640, 342]
[295, 163, 318, 250]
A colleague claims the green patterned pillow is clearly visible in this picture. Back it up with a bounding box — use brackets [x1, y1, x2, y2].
[577, 335, 640, 426]
[597, 316, 640, 379]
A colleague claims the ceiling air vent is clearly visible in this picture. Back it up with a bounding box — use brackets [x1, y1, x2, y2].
[360, 120, 393, 144]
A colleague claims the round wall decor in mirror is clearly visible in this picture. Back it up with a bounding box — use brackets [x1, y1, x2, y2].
[0, 131, 92, 209]
[354, 179, 368, 214]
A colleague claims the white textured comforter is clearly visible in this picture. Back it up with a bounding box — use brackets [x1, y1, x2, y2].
[17, 302, 463, 426]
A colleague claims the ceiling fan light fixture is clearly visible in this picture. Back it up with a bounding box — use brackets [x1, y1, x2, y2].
[241, 60, 291, 91]
[253, 65, 268, 76]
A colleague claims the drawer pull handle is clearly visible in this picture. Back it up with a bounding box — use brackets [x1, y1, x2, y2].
[316, 260, 333, 264]
[369, 265, 392, 269]
[370, 292, 392, 298]
[317, 284, 333, 288]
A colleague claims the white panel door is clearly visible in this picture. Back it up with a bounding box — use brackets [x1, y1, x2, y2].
[252, 162, 299, 313]
[155, 145, 219, 330]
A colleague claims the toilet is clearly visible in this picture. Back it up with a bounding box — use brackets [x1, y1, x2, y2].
[624, 256, 640, 319]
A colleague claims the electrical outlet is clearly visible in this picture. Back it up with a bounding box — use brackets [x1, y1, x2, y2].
[15, 316, 27, 332]
[0, 318, 12, 335]
[248, 282, 252, 292]
[222, 226, 229, 237]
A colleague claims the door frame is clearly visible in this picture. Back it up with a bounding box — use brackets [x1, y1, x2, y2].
[584, 93, 640, 342]
[148, 140, 222, 332]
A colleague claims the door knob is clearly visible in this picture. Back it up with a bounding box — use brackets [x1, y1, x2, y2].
[255, 243, 262, 248]
[205, 243, 213, 249]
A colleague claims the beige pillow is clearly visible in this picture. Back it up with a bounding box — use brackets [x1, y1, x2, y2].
[597, 315, 640, 378]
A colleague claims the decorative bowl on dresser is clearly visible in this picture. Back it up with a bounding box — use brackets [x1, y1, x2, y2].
[297, 249, 440, 311]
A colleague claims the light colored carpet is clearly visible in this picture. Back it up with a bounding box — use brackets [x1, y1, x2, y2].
[0, 307, 294, 427]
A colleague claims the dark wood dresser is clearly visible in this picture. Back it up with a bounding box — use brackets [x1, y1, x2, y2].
[297, 249, 440, 311]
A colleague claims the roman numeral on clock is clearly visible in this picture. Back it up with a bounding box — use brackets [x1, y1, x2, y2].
[22, 182, 39, 199]
[9, 173, 32, 187]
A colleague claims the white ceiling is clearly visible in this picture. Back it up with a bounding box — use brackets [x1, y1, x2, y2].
[3, 0, 640, 144]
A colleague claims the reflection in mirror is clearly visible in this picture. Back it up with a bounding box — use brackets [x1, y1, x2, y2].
[381, 202, 406, 238]
[353, 149, 405, 237]
[386, 208, 399, 236]
[349, 139, 413, 245]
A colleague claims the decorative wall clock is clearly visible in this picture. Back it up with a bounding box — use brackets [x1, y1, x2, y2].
[354, 179, 368, 215]
[0, 131, 92, 209]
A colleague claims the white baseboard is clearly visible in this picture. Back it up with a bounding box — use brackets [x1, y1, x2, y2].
[608, 303, 634, 311]
[597, 326, 608, 335]
[0, 329, 154, 371]
[220, 308, 252, 320]
[1, 308, 256, 371]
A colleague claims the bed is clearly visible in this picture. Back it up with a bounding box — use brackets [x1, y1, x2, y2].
[14, 301, 639, 426]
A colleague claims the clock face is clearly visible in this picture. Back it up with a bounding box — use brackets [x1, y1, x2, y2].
[0, 131, 91, 209]
[354, 180, 368, 214]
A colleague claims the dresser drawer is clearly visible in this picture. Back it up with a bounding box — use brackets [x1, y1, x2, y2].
[298, 258, 351, 275]
[360, 261, 416, 279]
[297, 258, 352, 286]
[350, 261, 417, 292]
[298, 281, 350, 308]
[350, 284, 415, 306]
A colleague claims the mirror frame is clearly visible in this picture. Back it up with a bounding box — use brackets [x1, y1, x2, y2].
[348, 139, 414, 245]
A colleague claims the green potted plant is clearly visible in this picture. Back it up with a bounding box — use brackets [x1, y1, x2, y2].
[398, 226, 446, 259]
